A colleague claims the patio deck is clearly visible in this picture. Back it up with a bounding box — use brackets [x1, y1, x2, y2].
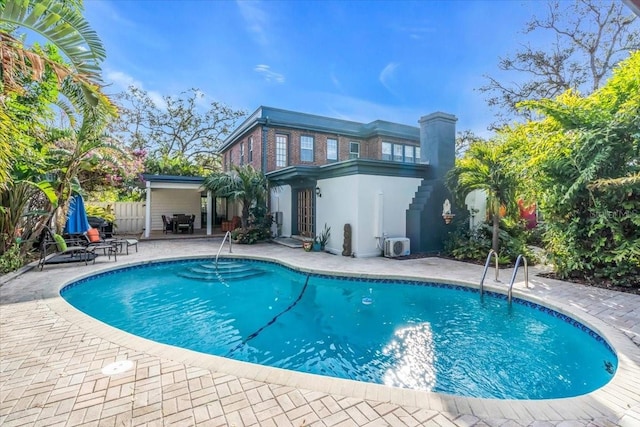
[1, 239, 639, 426]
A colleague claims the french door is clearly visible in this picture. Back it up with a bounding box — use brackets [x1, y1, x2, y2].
[297, 188, 314, 237]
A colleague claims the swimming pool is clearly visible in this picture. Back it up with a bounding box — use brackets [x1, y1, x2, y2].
[61, 258, 617, 400]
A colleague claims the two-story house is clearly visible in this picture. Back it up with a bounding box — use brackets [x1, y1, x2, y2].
[218, 106, 457, 257]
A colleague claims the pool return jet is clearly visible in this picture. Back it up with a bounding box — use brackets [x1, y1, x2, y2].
[479, 249, 529, 304]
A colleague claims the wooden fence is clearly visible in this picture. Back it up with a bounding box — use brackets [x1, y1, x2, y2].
[92, 202, 145, 235]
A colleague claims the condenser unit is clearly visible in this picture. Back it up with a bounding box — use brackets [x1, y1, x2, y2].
[384, 237, 410, 258]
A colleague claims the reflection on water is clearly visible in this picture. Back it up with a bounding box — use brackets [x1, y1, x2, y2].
[382, 323, 435, 390]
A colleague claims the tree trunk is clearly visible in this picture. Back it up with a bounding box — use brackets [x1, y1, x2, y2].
[241, 201, 250, 230]
[492, 213, 500, 254]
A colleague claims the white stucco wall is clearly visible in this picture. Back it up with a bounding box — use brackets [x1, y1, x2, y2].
[465, 189, 487, 229]
[150, 189, 202, 231]
[316, 175, 422, 257]
[270, 186, 292, 237]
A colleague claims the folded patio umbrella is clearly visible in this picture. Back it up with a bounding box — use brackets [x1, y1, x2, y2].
[64, 194, 91, 234]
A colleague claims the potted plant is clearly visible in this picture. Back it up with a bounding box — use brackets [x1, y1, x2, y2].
[303, 241, 313, 252]
[312, 237, 322, 251]
[317, 223, 331, 251]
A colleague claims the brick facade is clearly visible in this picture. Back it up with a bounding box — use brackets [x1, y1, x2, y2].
[220, 107, 420, 173]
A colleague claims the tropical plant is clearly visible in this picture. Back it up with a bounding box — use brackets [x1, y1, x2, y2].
[0, 0, 110, 109]
[505, 51, 640, 286]
[45, 104, 122, 233]
[203, 164, 268, 231]
[445, 140, 519, 254]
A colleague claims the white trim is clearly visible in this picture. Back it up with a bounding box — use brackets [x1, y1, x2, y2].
[144, 180, 151, 238]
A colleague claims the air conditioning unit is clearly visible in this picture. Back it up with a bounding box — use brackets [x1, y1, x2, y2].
[384, 237, 410, 258]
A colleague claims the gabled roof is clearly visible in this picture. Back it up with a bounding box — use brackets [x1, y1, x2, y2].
[219, 106, 419, 152]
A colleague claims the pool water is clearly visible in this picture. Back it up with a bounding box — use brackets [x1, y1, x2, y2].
[61, 258, 617, 399]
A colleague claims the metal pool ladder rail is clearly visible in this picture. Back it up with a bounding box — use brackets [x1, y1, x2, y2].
[215, 231, 233, 267]
[507, 254, 529, 304]
[479, 249, 500, 297]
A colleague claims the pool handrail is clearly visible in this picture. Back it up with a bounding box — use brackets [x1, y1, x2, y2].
[507, 254, 528, 304]
[479, 249, 499, 297]
[215, 231, 233, 267]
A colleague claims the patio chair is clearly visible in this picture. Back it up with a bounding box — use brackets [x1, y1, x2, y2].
[174, 214, 194, 234]
[162, 215, 174, 234]
[38, 226, 98, 270]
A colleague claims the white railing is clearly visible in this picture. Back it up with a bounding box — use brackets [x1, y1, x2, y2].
[215, 231, 233, 267]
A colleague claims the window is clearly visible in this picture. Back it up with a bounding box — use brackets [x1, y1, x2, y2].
[300, 135, 314, 162]
[393, 144, 403, 162]
[240, 143, 245, 165]
[415, 147, 421, 163]
[381, 142, 392, 161]
[404, 145, 414, 163]
[327, 138, 338, 162]
[276, 134, 288, 167]
[349, 142, 360, 159]
[248, 137, 253, 162]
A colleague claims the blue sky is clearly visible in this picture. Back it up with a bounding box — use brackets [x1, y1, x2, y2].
[84, 1, 543, 137]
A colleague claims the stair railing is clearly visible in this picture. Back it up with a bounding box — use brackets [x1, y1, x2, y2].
[479, 249, 499, 297]
[507, 254, 528, 304]
[215, 231, 233, 267]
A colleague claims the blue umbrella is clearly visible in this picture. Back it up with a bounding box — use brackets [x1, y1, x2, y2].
[64, 194, 91, 234]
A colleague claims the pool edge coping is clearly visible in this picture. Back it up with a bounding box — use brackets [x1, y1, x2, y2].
[47, 254, 640, 422]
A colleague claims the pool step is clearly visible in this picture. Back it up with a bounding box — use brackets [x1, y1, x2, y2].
[177, 270, 265, 282]
[178, 261, 265, 282]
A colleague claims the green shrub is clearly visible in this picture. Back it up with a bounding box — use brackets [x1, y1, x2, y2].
[0, 243, 24, 274]
[231, 227, 270, 244]
[85, 205, 116, 223]
[445, 222, 537, 265]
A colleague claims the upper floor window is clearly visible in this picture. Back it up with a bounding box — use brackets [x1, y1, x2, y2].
[404, 145, 414, 163]
[349, 142, 360, 159]
[300, 135, 314, 162]
[393, 144, 403, 162]
[248, 137, 253, 162]
[240, 143, 245, 165]
[415, 146, 421, 163]
[381, 142, 392, 161]
[327, 138, 338, 162]
[276, 134, 288, 167]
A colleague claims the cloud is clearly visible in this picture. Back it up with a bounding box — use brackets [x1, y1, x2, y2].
[105, 70, 166, 108]
[379, 62, 400, 95]
[254, 64, 285, 84]
[237, 1, 269, 47]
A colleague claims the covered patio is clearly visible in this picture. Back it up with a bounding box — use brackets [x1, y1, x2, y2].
[142, 174, 239, 239]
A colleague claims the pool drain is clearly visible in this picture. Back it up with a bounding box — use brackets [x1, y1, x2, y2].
[101, 360, 134, 375]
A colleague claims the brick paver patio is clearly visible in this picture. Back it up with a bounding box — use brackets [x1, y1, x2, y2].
[1, 239, 639, 426]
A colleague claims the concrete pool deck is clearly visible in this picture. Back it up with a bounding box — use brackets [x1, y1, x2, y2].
[1, 239, 639, 426]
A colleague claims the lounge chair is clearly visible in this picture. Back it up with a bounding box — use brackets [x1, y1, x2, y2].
[38, 226, 98, 270]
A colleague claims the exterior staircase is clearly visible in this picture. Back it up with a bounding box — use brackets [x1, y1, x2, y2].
[406, 178, 451, 254]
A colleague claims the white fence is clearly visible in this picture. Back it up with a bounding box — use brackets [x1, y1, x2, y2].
[93, 202, 145, 235]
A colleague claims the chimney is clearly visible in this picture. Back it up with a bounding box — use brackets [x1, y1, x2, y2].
[419, 112, 457, 179]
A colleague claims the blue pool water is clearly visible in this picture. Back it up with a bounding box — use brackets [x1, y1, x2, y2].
[61, 258, 617, 399]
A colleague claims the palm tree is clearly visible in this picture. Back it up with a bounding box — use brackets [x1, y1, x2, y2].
[0, 0, 108, 107]
[446, 141, 518, 253]
[203, 165, 268, 230]
[46, 105, 123, 233]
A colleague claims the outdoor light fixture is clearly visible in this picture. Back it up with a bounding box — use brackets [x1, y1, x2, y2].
[315, 186, 322, 197]
[442, 198, 455, 224]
